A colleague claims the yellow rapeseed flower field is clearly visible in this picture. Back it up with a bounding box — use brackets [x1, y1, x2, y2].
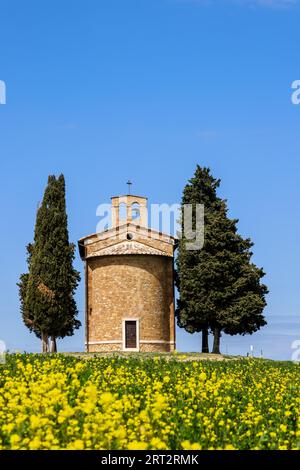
[0, 354, 299, 450]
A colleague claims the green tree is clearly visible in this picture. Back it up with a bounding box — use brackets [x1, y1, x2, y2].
[176, 166, 268, 354]
[175, 166, 220, 353]
[18, 175, 81, 352]
[176, 166, 222, 352]
[18, 244, 35, 332]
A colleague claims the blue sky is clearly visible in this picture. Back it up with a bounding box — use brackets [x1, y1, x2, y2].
[1, 0, 300, 359]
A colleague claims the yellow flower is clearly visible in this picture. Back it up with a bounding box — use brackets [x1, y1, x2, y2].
[139, 410, 149, 421]
[150, 437, 167, 449]
[199, 372, 207, 381]
[115, 427, 126, 440]
[152, 393, 166, 411]
[190, 443, 202, 450]
[29, 437, 42, 450]
[127, 441, 148, 450]
[82, 401, 95, 414]
[10, 434, 21, 446]
[181, 440, 191, 449]
[68, 439, 84, 450]
[1, 354, 300, 450]
[30, 415, 41, 429]
[100, 392, 114, 405]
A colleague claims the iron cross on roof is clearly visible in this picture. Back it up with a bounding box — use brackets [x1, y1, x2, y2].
[126, 180, 132, 195]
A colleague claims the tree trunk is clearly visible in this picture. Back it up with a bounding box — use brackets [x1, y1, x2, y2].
[201, 328, 209, 353]
[212, 327, 221, 354]
[41, 332, 49, 353]
[50, 336, 57, 353]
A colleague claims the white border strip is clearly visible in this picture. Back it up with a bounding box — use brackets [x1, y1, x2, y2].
[140, 340, 175, 344]
[86, 340, 122, 345]
[86, 340, 175, 345]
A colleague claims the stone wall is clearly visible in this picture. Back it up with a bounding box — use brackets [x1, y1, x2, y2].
[86, 254, 175, 352]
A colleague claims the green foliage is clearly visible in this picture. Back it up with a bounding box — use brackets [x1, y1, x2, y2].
[176, 165, 268, 350]
[18, 175, 81, 345]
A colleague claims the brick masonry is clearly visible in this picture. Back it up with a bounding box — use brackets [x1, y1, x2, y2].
[86, 254, 175, 352]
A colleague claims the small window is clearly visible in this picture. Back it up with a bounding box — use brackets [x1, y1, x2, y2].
[119, 202, 127, 220]
[131, 202, 140, 220]
[127, 233, 133, 240]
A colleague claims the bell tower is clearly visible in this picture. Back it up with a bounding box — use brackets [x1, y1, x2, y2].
[111, 195, 148, 228]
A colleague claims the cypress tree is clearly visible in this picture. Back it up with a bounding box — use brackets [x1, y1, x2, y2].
[18, 175, 81, 352]
[176, 165, 268, 354]
[176, 166, 222, 352]
[18, 244, 36, 333]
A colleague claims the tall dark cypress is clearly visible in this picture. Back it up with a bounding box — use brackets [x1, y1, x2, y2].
[176, 165, 268, 354]
[18, 175, 81, 352]
[176, 166, 222, 352]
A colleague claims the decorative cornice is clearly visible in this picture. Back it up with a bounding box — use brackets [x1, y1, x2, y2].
[87, 240, 170, 258]
[79, 223, 177, 245]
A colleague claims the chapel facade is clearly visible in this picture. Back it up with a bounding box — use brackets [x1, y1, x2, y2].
[78, 194, 177, 352]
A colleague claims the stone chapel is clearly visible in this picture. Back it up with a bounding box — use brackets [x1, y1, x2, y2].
[78, 193, 177, 352]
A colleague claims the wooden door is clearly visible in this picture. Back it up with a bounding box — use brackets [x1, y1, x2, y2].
[125, 321, 137, 349]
